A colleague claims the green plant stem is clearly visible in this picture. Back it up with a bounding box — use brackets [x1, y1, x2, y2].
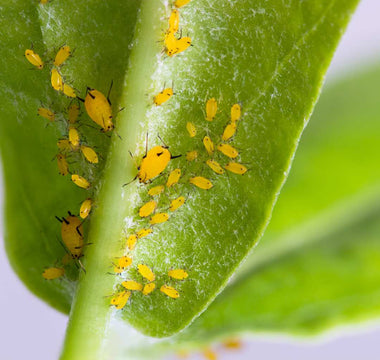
[60, 3, 161, 359]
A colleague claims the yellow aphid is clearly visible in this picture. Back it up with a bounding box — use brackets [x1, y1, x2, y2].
[122, 280, 143, 291]
[164, 32, 178, 56]
[138, 264, 155, 282]
[206, 159, 224, 175]
[166, 168, 181, 187]
[138, 146, 172, 183]
[167, 9, 179, 34]
[174, 0, 192, 8]
[38, 107, 55, 122]
[217, 143, 239, 159]
[231, 103, 241, 122]
[63, 83, 77, 98]
[79, 198, 93, 219]
[142, 283, 156, 295]
[186, 122, 196, 137]
[71, 174, 91, 189]
[54, 45, 71, 67]
[168, 269, 188, 280]
[173, 36, 192, 56]
[57, 153, 69, 176]
[40, 0, 49, 4]
[110, 291, 130, 310]
[136, 228, 153, 239]
[68, 103, 80, 124]
[153, 88, 174, 106]
[203, 349, 217, 360]
[69, 126, 80, 149]
[139, 200, 157, 218]
[84, 88, 114, 132]
[42, 267, 64, 280]
[80, 145, 99, 164]
[25, 49, 43, 69]
[224, 162, 248, 175]
[57, 139, 71, 152]
[203, 136, 214, 156]
[186, 150, 198, 161]
[126, 234, 138, 250]
[205, 98, 217, 121]
[169, 196, 185, 211]
[189, 176, 213, 190]
[148, 185, 165, 196]
[222, 122, 237, 141]
[150, 213, 169, 225]
[57, 213, 83, 259]
[160, 285, 179, 299]
[51, 68, 63, 91]
[114, 256, 132, 273]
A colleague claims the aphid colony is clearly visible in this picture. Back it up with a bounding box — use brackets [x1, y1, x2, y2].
[29, 44, 110, 279]
[35, 0, 247, 313]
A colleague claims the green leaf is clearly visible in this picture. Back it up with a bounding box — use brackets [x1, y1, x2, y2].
[169, 63, 380, 346]
[0, 0, 359, 358]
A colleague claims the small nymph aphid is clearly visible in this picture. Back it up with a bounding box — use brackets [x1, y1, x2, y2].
[174, 0, 192, 8]
[136, 228, 153, 239]
[169, 196, 185, 211]
[84, 87, 114, 132]
[42, 267, 65, 280]
[205, 98, 217, 122]
[122, 280, 143, 291]
[186, 122, 197, 137]
[217, 143, 239, 159]
[63, 83, 77, 98]
[224, 162, 248, 175]
[139, 200, 157, 218]
[79, 198, 93, 219]
[80, 145, 99, 164]
[168, 269, 188, 280]
[160, 285, 179, 299]
[206, 159, 224, 175]
[114, 256, 133, 273]
[189, 176, 213, 190]
[230, 104, 241, 122]
[150, 213, 169, 225]
[222, 122, 237, 141]
[110, 291, 131, 309]
[142, 283, 156, 295]
[167, 9, 179, 34]
[186, 150, 198, 161]
[148, 185, 165, 196]
[137, 264, 155, 282]
[166, 168, 181, 187]
[51, 68, 63, 91]
[69, 126, 80, 149]
[38, 107, 55, 122]
[57, 139, 71, 152]
[54, 45, 71, 67]
[25, 49, 43, 69]
[203, 136, 214, 156]
[71, 174, 91, 189]
[153, 88, 174, 106]
[68, 103, 80, 124]
[57, 153, 69, 176]
[126, 234, 138, 250]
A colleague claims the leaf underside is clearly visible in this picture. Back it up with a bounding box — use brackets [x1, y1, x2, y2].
[0, 0, 359, 351]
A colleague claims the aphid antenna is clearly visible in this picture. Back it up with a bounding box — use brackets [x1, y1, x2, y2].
[122, 176, 137, 187]
[106, 80, 114, 105]
[78, 259, 87, 273]
[157, 134, 169, 148]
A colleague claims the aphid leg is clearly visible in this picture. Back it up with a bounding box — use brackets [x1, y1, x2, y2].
[107, 80, 114, 105]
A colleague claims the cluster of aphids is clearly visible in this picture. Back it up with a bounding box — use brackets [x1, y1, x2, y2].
[25, 42, 118, 279]
[109, 0, 247, 310]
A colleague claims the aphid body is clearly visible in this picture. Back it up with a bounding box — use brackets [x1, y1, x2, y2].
[217, 143, 239, 159]
[203, 136, 214, 156]
[224, 162, 247, 175]
[142, 283, 156, 295]
[54, 45, 71, 67]
[205, 98, 217, 122]
[59, 213, 83, 259]
[150, 213, 169, 225]
[25, 49, 43, 69]
[166, 168, 181, 187]
[153, 88, 173, 106]
[57, 153, 69, 176]
[79, 198, 93, 219]
[122, 280, 143, 291]
[169, 196, 185, 211]
[189, 176, 213, 190]
[80, 145, 99, 164]
[160, 285, 179, 299]
[110, 291, 131, 309]
[186, 122, 197, 137]
[38, 107, 55, 122]
[84, 88, 114, 132]
[138, 264, 155, 282]
[206, 159, 224, 175]
[168, 269, 188, 280]
[139, 200, 157, 218]
[138, 146, 172, 183]
[42, 267, 64, 280]
[71, 174, 91, 189]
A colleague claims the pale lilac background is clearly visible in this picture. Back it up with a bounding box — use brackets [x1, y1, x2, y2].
[1, 1, 380, 359]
